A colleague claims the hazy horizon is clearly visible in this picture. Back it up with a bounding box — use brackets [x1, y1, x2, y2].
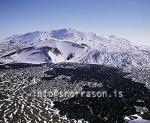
[0, 0, 150, 45]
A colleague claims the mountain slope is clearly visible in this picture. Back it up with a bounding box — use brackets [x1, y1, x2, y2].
[1, 39, 88, 64]
[1, 28, 150, 69]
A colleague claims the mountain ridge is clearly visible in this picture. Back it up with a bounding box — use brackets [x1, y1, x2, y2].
[0, 28, 150, 69]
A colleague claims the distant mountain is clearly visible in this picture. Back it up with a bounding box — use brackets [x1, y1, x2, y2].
[1, 28, 150, 69]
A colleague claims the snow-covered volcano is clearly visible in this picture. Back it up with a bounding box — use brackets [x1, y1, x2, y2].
[1, 28, 150, 69]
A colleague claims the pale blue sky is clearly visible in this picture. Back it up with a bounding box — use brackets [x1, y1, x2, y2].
[0, 0, 150, 45]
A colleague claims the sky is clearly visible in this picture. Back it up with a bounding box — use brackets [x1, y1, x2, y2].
[0, 0, 150, 45]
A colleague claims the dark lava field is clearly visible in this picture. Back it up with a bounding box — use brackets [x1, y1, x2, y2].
[0, 63, 150, 123]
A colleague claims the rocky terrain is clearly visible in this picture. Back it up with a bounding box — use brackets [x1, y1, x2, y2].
[0, 29, 150, 123]
[0, 63, 150, 123]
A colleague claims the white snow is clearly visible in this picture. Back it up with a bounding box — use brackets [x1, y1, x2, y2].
[129, 119, 150, 123]
[125, 114, 150, 123]
[1, 28, 150, 69]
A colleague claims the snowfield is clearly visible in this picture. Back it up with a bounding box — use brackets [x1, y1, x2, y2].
[1, 28, 150, 69]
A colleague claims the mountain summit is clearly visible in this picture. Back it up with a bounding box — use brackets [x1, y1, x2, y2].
[0, 28, 150, 69]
